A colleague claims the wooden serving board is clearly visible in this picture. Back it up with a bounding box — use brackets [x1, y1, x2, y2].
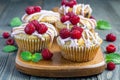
[15, 40, 106, 77]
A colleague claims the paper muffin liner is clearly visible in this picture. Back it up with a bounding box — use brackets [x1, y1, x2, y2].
[59, 45, 100, 62]
[14, 35, 50, 53]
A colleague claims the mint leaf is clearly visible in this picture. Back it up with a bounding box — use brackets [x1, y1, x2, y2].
[21, 51, 32, 61]
[106, 53, 120, 64]
[3, 45, 17, 53]
[97, 20, 111, 30]
[10, 17, 22, 27]
[32, 53, 42, 62]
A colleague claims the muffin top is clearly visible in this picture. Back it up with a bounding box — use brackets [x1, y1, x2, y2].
[59, 0, 92, 18]
[22, 6, 60, 23]
[55, 14, 96, 31]
[57, 26, 102, 48]
[11, 20, 58, 42]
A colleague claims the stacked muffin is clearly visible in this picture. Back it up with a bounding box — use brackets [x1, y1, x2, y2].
[56, 0, 102, 62]
[12, 0, 102, 62]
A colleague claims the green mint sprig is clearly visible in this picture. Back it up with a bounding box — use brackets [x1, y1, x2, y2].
[20, 51, 32, 61]
[32, 53, 42, 62]
[20, 51, 42, 62]
[97, 20, 111, 30]
[10, 17, 22, 27]
[3, 45, 17, 53]
[106, 53, 120, 64]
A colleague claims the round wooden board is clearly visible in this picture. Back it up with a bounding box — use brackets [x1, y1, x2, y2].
[15, 40, 106, 77]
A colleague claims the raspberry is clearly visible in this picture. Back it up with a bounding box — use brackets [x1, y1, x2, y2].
[6, 38, 14, 45]
[107, 62, 116, 70]
[2, 32, 10, 39]
[66, 12, 75, 18]
[70, 29, 82, 39]
[24, 23, 35, 35]
[37, 23, 48, 34]
[61, 15, 70, 23]
[66, 0, 77, 8]
[30, 20, 39, 30]
[60, 28, 70, 39]
[70, 15, 80, 25]
[34, 6, 41, 12]
[72, 26, 83, 33]
[106, 44, 116, 53]
[41, 48, 53, 60]
[61, 0, 66, 5]
[25, 6, 35, 15]
[106, 33, 116, 42]
[90, 16, 95, 19]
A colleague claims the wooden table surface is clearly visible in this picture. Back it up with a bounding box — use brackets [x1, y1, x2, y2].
[0, 0, 120, 80]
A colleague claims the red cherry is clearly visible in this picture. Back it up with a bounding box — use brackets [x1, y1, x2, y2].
[42, 48, 53, 60]
[60, 28, 70, 39]
[34, 6, 41, 12]
[106, 44, 116, 53]
[6, 38, 14, 45]
[72, 26, 83, 33]
[25, 6, 35, 15]
[106, 33, 116, 42]
[70, 29, 82, 39]
[2, 32, 10, 39]
[24, 23, 35, 35]
[66, 12, 75, 18]
[37, 23, 48, 34]
[70, 15, 80, 25]
[66, 0, 77, 8]
[61, 15, 70, 23]
[107, 62, 116, 71]
[30, 20, 40, 30]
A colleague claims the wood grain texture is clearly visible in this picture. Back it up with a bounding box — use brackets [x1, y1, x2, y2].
[16, 45, 105, 77]
[0, 0, 120, 80]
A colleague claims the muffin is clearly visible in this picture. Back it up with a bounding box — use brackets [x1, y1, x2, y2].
[57, 26, 102, 62]
[11, 20, 58, 53]
[52, 0, 96, 32]
[55, 12, 96, 32]
[54, 0, 92, 18]
[22, 6, 60, 24]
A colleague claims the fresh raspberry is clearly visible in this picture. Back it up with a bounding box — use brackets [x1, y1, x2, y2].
[6, 38, 14, 45]
[72, 26, 83, 33]
[66, 12, 75, 18]
[37, 23, 48, 34]
[61, 15, 70, 23]
[41, 48, 53, 60]
[106, 33, 116, 42]
[61, 0, 66, 5]
[107, 62, 116, 70]
[70, 29, 82, 39]
[34, 6, 41, 12]
[60, 28, 70, 39]
[70, 15, 80, 25]
[30, 20, 39, 30]
[66, 0, 77, 8]
[25, 6, 35, 15]
[90, 16, 95, 19]
[2, 32, 10, 39]
[106, 44, 116, 53]
[24, 23, 35, 35]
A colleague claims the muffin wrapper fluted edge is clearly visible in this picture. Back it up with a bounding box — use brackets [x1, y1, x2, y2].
[59, 45, 100, 62]
[14, 35, 50, 53]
